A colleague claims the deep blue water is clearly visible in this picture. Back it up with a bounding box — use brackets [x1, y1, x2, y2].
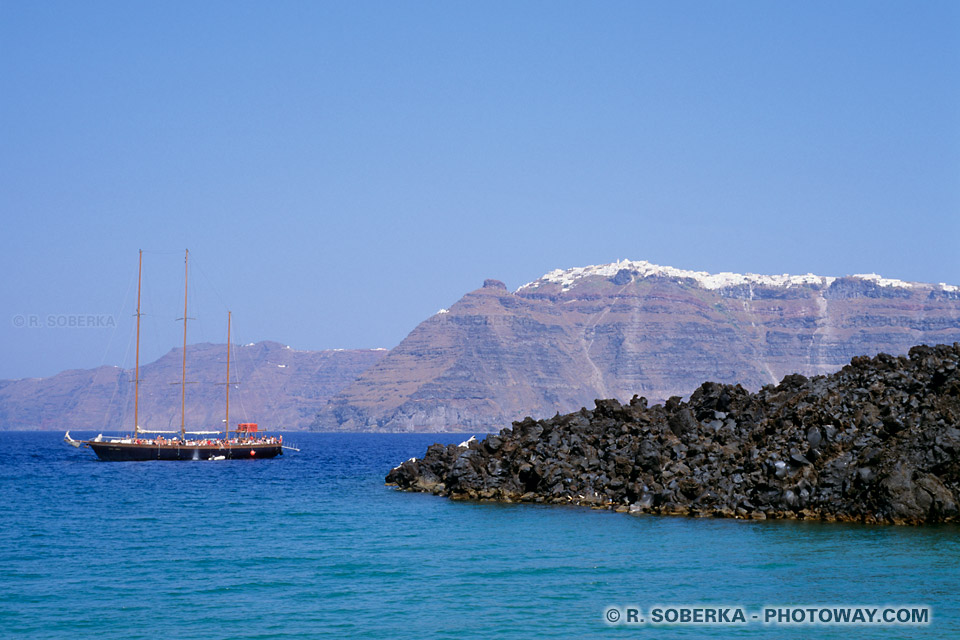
[1, 431, 957, 639]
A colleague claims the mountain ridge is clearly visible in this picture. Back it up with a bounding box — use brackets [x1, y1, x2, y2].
[0, 341, 386, 431]
[517, 259, 960, 294]
[6, 260, 960, 434]
[314, 260, 960, 432]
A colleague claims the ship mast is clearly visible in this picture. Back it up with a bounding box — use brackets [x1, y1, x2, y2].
[133, 249, 142, 438]
[225, 311, 231, 443]
[180, 249, 189, 441]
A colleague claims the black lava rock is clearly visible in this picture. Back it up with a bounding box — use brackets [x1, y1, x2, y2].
[386, 343, 960, 525]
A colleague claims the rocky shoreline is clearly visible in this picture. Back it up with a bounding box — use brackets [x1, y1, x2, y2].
[386, 344, 960, 525]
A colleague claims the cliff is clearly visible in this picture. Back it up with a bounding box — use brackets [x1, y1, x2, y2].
[317, 260, 960, 431]
[0, 342, 386, 430]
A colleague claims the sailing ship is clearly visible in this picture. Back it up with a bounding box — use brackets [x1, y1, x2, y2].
[65, 250, 284, 461]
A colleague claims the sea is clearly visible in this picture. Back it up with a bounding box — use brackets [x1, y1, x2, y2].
[1, 431, 957, 639]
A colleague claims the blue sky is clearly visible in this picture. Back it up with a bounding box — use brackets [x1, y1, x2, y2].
[1, 1, 958, 379]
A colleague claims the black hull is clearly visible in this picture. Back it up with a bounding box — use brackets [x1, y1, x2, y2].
[87, 442, 283, 461]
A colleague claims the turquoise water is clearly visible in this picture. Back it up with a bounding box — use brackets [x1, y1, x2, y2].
[1, 432, 957, 639]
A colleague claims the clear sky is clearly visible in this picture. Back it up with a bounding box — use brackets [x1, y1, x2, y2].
[1, 1, 958, 379]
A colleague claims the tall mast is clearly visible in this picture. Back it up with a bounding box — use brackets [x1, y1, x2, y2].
[133, 249, 142, 438]
[180, 248, 189, 440]
[225, 311, 231, 442]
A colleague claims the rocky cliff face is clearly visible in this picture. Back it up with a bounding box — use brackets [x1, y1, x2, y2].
[386, 343, 960, 525]
[0, 342, 386, 430]
[316, 260, 960, 432]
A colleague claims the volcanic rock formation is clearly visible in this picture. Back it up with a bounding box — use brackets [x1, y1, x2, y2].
[319, 260, 960, 431]
[387, 343, 960, 525]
